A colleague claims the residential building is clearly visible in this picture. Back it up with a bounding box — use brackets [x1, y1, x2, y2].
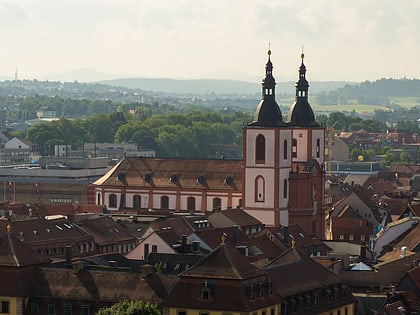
[162, 241, 356, 315]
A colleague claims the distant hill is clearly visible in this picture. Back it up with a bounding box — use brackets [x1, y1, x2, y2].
[100, 78, 353, 95]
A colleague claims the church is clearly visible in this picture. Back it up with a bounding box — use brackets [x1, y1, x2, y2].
[93, 50, 326, 238]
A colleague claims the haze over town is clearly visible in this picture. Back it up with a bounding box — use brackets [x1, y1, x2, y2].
[0, 0, 419, 83]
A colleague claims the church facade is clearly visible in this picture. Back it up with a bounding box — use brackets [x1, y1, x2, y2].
[93, 51, 326, 238]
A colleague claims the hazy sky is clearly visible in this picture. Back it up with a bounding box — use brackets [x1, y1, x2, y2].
[0, 0, 419, 82]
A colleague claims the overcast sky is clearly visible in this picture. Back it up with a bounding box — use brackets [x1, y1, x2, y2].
[0, 0, 419, 82]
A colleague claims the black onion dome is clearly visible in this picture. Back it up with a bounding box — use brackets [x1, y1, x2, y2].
[287, 53, 319, 127]
[250, 50, 283, 126]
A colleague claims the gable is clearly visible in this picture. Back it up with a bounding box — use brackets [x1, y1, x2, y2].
[5, 137, 30, 149]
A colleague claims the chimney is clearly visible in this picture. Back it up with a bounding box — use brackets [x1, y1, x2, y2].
[192, 240, 200, 253]
[65, 246, 73, 265]
[401, 246, 407, 258]
[233, 225, 239, 246]
[181, 235, 188, 253]
[283, 226, 289, 245]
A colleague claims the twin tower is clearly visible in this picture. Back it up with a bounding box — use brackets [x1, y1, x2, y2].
[243, 50, 325, 238]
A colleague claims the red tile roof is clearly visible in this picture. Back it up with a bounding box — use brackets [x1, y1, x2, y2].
[0, 232, 51, 267]
[94, 157, 243, 191]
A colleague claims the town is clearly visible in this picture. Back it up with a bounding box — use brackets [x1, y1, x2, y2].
[1, 50, 420, 315]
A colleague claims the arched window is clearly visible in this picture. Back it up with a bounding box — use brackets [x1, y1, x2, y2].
[316, 138, 320, 158]
[187, 196, 196, 211]
[283, 139, 288, 160]
[292, 138, 297, 158]
[256, 134, 266, 164]
[283, 179, 288, 198]
[133, 195, 141, 209]
[213, 197, 222, 211]
[161, 196, 169, 209]
[255, 176, 265, 202]
[109, 194, 117, 207]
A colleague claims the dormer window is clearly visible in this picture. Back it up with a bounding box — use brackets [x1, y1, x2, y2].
[200, 280, 212, 301]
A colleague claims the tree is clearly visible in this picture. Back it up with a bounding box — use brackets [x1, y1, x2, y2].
[96, 300, 161, 315]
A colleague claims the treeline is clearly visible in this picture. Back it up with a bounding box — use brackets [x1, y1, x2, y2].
[25, 108, 251, 158]
[316, 78, 420, 105]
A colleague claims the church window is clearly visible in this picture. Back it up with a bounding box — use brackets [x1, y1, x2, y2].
[292, 138, 297, 158]
[187, 197, 196, 211]
[97, 192, 101, 205]
[283, 179, 288, 198]
[256, 134, 266, 164]
[133, 195, 141, 209]
[161, 196, 169, 209]
[283, 139, 288, 160]
[109, 194, 117, 207]
[255, 176, 265, 202]
[316, 138, 320, 158]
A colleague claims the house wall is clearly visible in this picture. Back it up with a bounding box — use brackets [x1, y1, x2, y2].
[373, 218, 420, 256]
[126, 232, 175, 260]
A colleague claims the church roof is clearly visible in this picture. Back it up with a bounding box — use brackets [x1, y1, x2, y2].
[250, 50, 283, 127]
[287, 53, 320, 127]
[94, 157, 242, 191]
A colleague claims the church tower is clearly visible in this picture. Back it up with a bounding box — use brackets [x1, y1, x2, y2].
[287, 52, 326, 238]
[243, 50, 292, 227]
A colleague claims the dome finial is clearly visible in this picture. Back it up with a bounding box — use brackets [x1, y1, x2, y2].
[268, 41, 271, 57]
[301, 44, 305, 60]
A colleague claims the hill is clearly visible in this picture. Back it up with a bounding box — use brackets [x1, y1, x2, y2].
[100, 78, 351, 95]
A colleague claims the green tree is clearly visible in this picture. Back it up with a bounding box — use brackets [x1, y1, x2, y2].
[96, 300, 160, 315]
[400, 151, 411, 165]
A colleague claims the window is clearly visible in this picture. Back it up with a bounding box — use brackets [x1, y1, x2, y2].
[292, 138, 297, 158]
[47, 304, 56, 315]
[316, 138, 320, 158]
[177, 311, 186, 315]
[213, 197, 221, 211]
[64, 305, 73, 315]
[283, 139, 288, 160]
[109, 194, 117, 207]
[133, 195, 141, 209]
[0, 301, 9, 314]
[81, 306, 91, 315]
[152, 245, 157, 253]
[30, 302, 39, 314]
[255, 176, 265, 202]
[349, 235, 354, 241]
[96, 192, 101, 205]
[161, 196, 169, 209]
[201, 283, 212, 300]
[144, 244, 149, 258]
[187, 197, 196, 211]
[283, 179, 288, 198]
[339, 234, 344, 240]
[256, 134, 266, 164]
